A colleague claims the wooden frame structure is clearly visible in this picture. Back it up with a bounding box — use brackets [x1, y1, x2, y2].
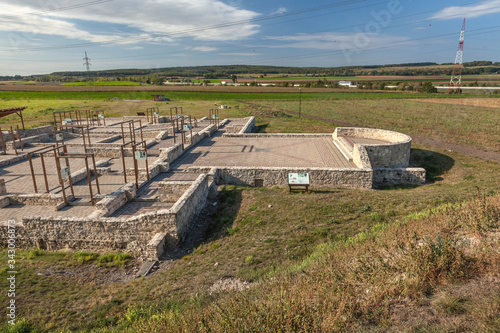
[55, 152, 101, 205]
[0, 125, 23, 155]
[26, 144, 101, 205]
[209, 109, 220, 128]
[118, 120, 149, 188]
[145, 107, 160, 124]
[53, 124, 92, 151]
[0, 107, 27, 130]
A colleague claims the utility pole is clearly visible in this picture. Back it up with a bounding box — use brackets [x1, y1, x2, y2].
[449, 19, 466, 94]
[83, 51, 92, 72]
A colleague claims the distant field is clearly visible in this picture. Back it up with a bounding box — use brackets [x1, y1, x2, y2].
[1, 87, 497, 101]
[64, 81, 142, 86]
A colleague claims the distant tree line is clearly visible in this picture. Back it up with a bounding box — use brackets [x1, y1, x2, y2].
[5, 61, 499, 82]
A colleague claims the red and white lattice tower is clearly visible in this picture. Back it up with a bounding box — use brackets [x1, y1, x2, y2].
[449, 18, 466, 93]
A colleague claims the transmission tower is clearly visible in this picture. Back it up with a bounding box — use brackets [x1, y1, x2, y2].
[83, 51, 92, 72]
[449, 18, 466, 94]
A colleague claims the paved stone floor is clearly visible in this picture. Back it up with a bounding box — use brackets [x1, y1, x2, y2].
[110, 201, 173, 218]
[173, 134, 356, 169]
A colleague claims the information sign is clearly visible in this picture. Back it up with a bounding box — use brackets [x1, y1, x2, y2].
[212, 114, 219, 119]
[135, 151, 147, 160]
[61, 167, 71, 179]
[56, 133, 63, 141]
[183, 124, 192, 131]
[98, 114, 105, 119]
[64, 119, 72, 124]
[288, 173, 310, 185]
[154, 112, 159, 117]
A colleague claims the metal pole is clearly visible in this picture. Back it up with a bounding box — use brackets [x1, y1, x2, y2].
[9, 127, 18, 155]
[86, 125, 91, 150]
[299, 87, 302, 118]
[84, 157, 94, 205]
[0, 128, 6, 154]
[143, 141, 149, 181]
[63, 146, 75, 198]
[121, 145, 127, 183]
[139, 120, 144, 143]
[40, 153, 50, 193]
[54, 152, 68, 204]
[132, 144, 139, 189]
[16, 125, 23, 151]
[121, 123, 126, 145]
[91, 154, 100, 195]
[27, 153, 38, 193]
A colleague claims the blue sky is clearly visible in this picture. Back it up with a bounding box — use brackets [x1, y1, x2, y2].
[0, 0, 499, 76]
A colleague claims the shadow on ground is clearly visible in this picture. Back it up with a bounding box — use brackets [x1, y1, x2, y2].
[160, 186, 243, 261]
[410, 148, 455, 182]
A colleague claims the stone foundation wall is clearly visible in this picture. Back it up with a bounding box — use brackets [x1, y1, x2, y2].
[186, 166, 374, 189]
[8, 193, 70, 206]
[0, 172, 211, 255]
[373, 168, 426, 188]
[171, 174, 209, 241]
[333, 127, 412, 169]
[95, 183, 136, 217]
[158, 181, 193, 202]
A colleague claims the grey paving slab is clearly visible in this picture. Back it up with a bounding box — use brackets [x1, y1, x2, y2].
[110, 201, 173, 218]
[173, 135, 356, 169]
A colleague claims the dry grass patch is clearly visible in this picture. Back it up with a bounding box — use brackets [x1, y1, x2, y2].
[413, 97, 500, 108]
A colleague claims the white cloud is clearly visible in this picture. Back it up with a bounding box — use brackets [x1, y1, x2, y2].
[271, 8, 288, 15]
[264, 32, 410, 51]
[430, 0, 500, 20]
[219, 52, 259, 56]
[191, 46, 218, 52]
[0, 0, 261, 50]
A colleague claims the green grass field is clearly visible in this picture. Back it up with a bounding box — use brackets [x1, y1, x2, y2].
[0, 89, 499, 332]
[64, 82, 142, 86]
[2, 89, 496, 102]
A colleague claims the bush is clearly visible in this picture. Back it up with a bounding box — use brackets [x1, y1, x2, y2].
[421, 81, 437, 93]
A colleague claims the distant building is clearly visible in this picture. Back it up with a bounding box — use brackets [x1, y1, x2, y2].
[338, 81, 357, 88]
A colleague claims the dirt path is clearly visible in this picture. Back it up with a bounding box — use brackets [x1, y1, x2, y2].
[278, 109, 500, 164]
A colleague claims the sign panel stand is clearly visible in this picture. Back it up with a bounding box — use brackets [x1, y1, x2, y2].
[288, 173, 310, 193]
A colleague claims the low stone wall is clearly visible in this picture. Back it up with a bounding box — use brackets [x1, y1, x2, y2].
[96, 183, 136, 217]
[0, 154, 28, 168]
[352, 145, 372, 169]
[87, 140, 156, 158]
[170, 174, 209, 241]
[122, 116, 168, 124]
[1, 125, 54, 142]
[13, 212, 176, 252]
[22, 125, 54, 138]
[333, 127, 412, 169]
[373, 168, 426, 188]
[159, 143, 183, 163]
[158, 181, 193, 202]
[186, 166, 373, 189]
[8, 193, 70, 206]
[0, 171, 211, 255]
[94, 135, 121, 144]
[223, 133, 330, 138]
[66, 159, 110, 184]
[145, 232, 168, 260]
[239, 116, 255, 134]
